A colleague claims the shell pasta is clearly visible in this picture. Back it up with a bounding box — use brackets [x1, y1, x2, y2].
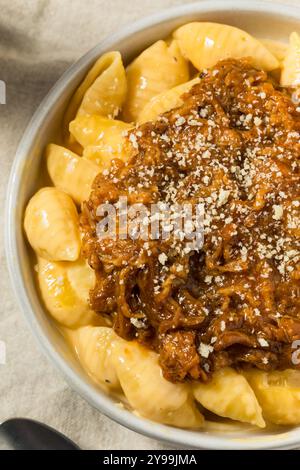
[37, 258, 97, 328]
[173, 22, 279, 71]
[71, 326, 121, 389]
[69, 115, 132, 170]
[280, 32, 300, 87]
[24, 21, 300, 431]
[24, 187, 81, 261]
[193, 368, 265, 428]
[46, 144, 100, 204]
[138, 77, 200, 124]
[123, 40, 189, 122]
[63, 51, 127, 149]
[114, 340, 204, 427]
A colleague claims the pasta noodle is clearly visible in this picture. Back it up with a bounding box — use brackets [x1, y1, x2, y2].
[69, 115, 131, 148]
[63, 51, 127, 143]
[123, 40, 189, 122]
[24, 187, 81, 261]
[37, 257, 97, 328]
[114, 340, 204, 427]
[138, 77, 200, 124]
[261, 38, 288, 63]
[69, 115, 132, 169]
[46, 144, 100, 204]
[193, 368, 265, 428]
[280, 32, 300, 87]
[173, 22, 279, 71]
[83, 145, 131, 172]
[246, 370, 300, 425]
[72, 326, 121, 389]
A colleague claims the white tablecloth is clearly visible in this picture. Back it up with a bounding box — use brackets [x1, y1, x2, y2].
[0, 0, 299, 450]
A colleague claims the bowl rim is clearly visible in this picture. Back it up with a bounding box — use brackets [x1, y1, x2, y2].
[5, 0, 300, 450]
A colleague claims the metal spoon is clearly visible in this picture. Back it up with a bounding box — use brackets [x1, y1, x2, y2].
[0, 418, 80, 450]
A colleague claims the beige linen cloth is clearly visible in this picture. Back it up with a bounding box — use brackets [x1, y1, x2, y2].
[0, 0, 299, 450]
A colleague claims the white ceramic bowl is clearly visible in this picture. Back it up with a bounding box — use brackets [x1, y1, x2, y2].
[5, 0, 300, 450]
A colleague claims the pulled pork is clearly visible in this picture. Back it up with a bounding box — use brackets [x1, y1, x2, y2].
[81, 59, 300, 383]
